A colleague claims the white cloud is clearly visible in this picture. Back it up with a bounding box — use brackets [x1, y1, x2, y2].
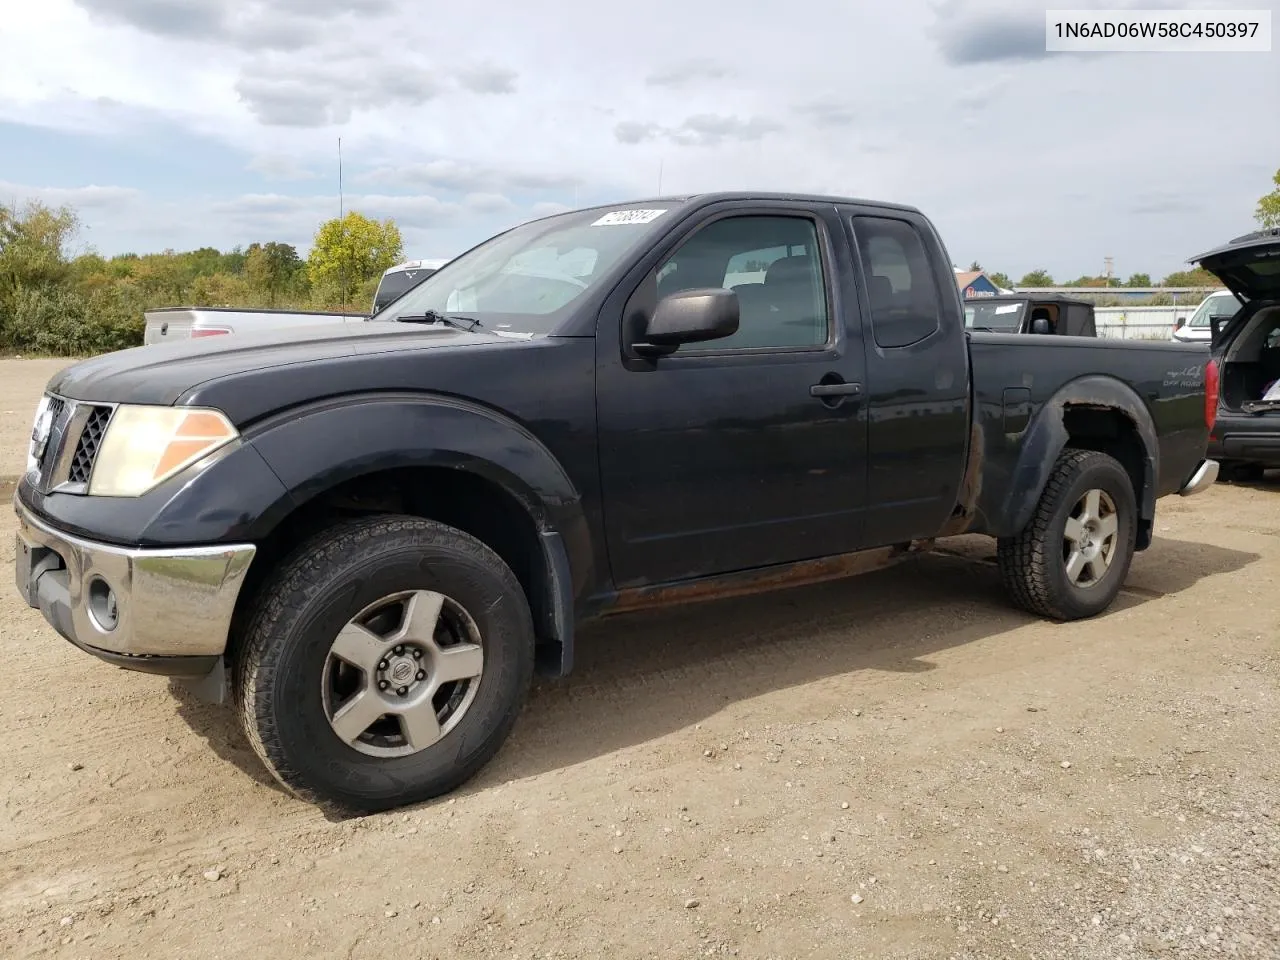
[0, 180, 141, 211]
[0, 0, 1276, 279]
[246, 154, 319, 180]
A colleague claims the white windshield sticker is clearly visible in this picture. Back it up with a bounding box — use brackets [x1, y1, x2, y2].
[994, 304, 1020, 314]
[592, 209, 667, 226]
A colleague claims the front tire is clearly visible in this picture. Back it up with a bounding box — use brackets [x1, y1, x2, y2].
[234, 515, 535, 814]
[997, 448, 1138, 621]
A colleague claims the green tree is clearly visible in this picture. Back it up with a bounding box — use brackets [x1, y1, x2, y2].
[1019, 269, 1053, 286]
[988, 271, 1011, 289]
[968, 261, 983, 272]
[0, 201, 79, 300]
[1256, 167, 1280, 229]
[1161, 267, 1220, 287]
[307, 211, 403, 306]
[1126, 273, 1152, 287]
[246, 241, 303, 306]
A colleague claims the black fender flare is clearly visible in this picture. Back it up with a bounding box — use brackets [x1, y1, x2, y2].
[242, 393, 591, 675]
[981, 375, 1159, 544]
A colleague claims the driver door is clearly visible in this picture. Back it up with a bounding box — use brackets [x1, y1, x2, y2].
[594, 203, 870, 588]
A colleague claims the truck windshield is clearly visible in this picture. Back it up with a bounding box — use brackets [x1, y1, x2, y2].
[373, 205, 678, 334]
[1187, 292, 1242, 328]
[372, 268, 436, 313]
[965, 300, 1025, 332]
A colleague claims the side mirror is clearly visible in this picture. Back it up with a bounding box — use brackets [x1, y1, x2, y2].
[634, 288, 740, 357]
[1174, 316, 1186, 329]
[1030, 317, 1052, 335]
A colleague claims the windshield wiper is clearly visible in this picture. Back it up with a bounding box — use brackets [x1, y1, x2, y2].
[393, 310, 482, 332]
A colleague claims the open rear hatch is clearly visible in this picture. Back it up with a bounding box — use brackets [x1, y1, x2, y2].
[1190, 228, 1280, 414]
[1190, 227, 1280, 325]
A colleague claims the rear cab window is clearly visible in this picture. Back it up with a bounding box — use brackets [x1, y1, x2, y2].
[850, 216, 945, 348]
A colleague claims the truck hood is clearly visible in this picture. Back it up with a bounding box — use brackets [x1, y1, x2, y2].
[48, 320, 522, 407]
[1189, 228, 1280, 301]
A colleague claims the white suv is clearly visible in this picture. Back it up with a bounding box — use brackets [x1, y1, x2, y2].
[371, 259, 450, 314]
[1172, 289, 1243, 342]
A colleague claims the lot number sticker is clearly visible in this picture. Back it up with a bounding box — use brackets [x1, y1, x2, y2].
[592, 209, 668, 226]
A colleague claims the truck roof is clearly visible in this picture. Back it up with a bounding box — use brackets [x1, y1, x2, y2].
[967, 293, 1095, 309]
[381, 259, 450, 277]
[522, 192, 925, 225]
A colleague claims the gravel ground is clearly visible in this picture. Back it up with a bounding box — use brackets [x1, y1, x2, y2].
[0, 358, 1276, 960]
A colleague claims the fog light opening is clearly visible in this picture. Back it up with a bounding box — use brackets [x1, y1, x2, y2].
[87, 577, 119, 632]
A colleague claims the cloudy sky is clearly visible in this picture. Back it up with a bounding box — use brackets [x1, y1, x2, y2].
[1, 0, 1277, 281]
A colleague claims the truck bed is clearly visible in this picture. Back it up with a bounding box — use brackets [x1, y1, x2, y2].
[965, 331, 1212, 536]
[143, 307, 368, 344]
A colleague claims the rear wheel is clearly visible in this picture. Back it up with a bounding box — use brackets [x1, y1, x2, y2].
[997, 448, 1137, 620]
[234, 515, 535, 814]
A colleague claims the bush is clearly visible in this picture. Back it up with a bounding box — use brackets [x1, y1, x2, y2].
[1, 285, 144, 356]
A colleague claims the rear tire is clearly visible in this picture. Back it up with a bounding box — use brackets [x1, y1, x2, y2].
[997, 448, 1137, 621]
[234, 515, 535, 815]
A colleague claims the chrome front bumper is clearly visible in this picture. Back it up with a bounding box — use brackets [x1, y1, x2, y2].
[1178, 458, 1220, 497]
[13, 494, 255, 676]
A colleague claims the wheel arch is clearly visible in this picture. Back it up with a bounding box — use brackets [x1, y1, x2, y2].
[228, 394, 591, 678]
[980, 375, 1159, 549]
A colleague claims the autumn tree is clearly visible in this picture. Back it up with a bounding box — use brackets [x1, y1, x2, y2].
[307, 212, 403, 308]
[1256, 167, 1280, 229]
[246, 241, 304, 306]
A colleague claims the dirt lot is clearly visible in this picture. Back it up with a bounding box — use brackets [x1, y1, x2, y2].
[0, 358, 1276, 960]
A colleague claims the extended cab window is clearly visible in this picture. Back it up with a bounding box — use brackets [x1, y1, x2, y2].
[852, 216, 943, 349]
[655, 215, 830, 351]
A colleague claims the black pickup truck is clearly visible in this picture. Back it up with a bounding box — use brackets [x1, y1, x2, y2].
[14, 192, 1220, 814]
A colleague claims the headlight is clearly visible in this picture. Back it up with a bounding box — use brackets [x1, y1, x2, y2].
[88, 405, 239, 497]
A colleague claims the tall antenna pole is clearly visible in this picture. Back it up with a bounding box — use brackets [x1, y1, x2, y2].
[658, 159, 664, 194]
[338, 136, 346, 314]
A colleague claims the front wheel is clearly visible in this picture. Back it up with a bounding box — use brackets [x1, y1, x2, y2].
[234, 515, 535, 814]
[997, 448, 1138, 621]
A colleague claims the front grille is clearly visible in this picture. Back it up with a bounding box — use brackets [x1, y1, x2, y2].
[68, 406, 113, 484]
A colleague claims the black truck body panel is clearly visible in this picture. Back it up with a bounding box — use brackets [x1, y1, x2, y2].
[965, 336, 1210, 540]
[17, 192, 1215, 678]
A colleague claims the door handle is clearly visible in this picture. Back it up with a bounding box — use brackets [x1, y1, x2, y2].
[809, 381, 862, 398]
